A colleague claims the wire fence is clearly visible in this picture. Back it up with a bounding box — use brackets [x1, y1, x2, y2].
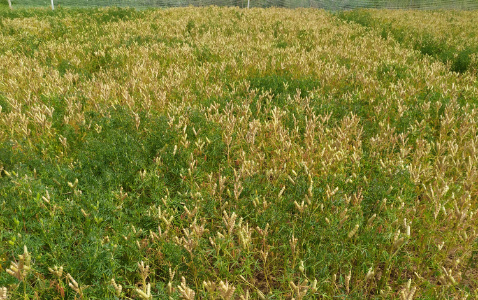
[5, 0, 478, 10]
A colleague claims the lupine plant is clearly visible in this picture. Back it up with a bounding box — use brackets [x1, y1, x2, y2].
[0, 6, 477, 299]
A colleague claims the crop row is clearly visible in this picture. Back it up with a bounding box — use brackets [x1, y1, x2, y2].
[338, 9, 478, 74]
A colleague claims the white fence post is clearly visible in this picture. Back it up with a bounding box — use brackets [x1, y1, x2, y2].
[8, 0, 12, 9]
[247, 0, 250, 8]
[51, 0, 54, 10]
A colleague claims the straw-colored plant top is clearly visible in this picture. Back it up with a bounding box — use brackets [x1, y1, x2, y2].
[0, 6, 478, 299]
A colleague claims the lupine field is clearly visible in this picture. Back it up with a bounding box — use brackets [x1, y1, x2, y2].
[0, 6, 478, 299]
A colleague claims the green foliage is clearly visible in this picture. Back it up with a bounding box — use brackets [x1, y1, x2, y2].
[337, 9, 374, 27]
[185, 19, 195, 35]
[193, 45, 219, 64]
[0, 141, 15, 170]
[376, 62, 409, 83]
[249, 73, 320, 98]
[451, 47, 474, 73]
[0, 93, 10, 114]
[74, 109, 147, 189]
[88, 7, 141, 24]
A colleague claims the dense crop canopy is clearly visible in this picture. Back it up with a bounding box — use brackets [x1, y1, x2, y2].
[0, 6, 478, 299]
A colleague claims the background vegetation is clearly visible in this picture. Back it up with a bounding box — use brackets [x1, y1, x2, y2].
[3, 0, 478, 9]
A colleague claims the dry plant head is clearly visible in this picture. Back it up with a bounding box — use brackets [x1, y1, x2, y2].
[0, 287, 7, 300]
[222, 210, 237, 235]
[364, 267, 374, 282]
[6, 246, 31, 282]
[345, 269, 352, 294]
[178, 276, 195, 300]
[136, 261, 152, 299]
[348, 224, 360, 239]
[239, 289, 250, 300]
[238, 221, 253, 250]
[110, 279, 122, 297]
[290, 279, 309, 300]
[48, 265, 63, 279]
[135, 283, 151, 300]
[203, 280, 216, 294]
[218, 280, 235, 300]
[400, 279, 416, 300]
[67, 273, 84, 299]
